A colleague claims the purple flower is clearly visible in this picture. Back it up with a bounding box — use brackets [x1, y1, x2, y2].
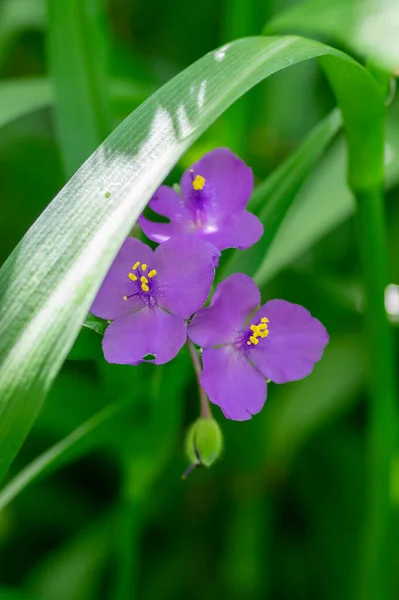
[139, 148, 263, 251]
[188, 274, 329, 421]
[91, 236, 219, 365]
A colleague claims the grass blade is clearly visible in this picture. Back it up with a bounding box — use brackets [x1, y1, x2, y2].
[47, 0, 112, 175]
[266, 0, 399, 72]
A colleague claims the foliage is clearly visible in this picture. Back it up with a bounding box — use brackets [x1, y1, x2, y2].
[0, 0, 399, 599]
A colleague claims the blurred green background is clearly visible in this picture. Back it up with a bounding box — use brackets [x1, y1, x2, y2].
[1, 0, 399, 598]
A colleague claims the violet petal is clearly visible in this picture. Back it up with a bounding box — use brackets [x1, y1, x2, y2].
[203, 210, 263, 251]
[155, 236, 219, 319]
[249, 299, 329, 383]
[188, 273, 260, 347]
[201, 347, 267, 421]
[180, 148, 253, 219]
[91, 237, 153, 320]
[102, 307, 187, 365]
[148, 185, 183, 219]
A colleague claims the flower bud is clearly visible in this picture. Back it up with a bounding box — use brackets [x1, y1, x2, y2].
[183, 418, 223, 478]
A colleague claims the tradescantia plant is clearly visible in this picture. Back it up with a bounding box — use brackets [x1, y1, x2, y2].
[0, 4, 397, 597]
[90, 148, 329, 426]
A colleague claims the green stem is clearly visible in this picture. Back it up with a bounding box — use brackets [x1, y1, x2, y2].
[355, 186, 398, 600]
[187, 339, 212, 419]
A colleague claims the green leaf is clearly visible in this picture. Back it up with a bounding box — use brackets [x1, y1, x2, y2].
[253, 112, 399, 286]
[0, 395, 133, 511]
[47, 0, 112, 175]
[221, 108, 342, 279]
[0, 77, 153, 131]
[0, 0, 46, 70]
[0, 79, 52, 129]
[0, 352, 190, 511]
[82, 313, 108, 336]
[0, 36, 385, 481]
[266, 0, 399, 72]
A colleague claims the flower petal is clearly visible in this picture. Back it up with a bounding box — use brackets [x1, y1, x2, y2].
[91, 237, 153, 320]
[155, 236, 219, 319]
[204, 210, 263, 250]
[139, 215, 188, 244]
[148, 185, 183, 219]
[201, 347, 267, 421]
[249, 300, 329, 383]
[188, 273, 260, 347]
[102, 307, 186, 365]
[180, 148, 254, 218]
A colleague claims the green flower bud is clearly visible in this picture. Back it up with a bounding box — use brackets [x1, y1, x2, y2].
[183, 418, 223, 478]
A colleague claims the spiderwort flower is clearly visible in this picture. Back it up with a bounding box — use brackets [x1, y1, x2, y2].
[91, 236, 219, 365]
[188, 274, 329, 421]
[139, 148, 263, 251]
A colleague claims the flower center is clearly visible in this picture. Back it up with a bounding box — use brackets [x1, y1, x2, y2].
[187, 169, 212, 228]
[246, 317, 269, 346]
[123, 261, 157, 301]
[191, 173, 206, 190]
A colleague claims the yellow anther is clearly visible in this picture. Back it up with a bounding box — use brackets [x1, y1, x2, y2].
[141, 263, 147, 271]
[148, 269, 157, 278]
[141, 283, 149, 292]
[140, 276, 148, 284]
[123, 295, 127, 301]
[132, 261, 140, 270]
[247, 317, 269, 346]
[192, 174, 206, 191]
[189, 169, 194, 172]
[128, 273, 137, 282]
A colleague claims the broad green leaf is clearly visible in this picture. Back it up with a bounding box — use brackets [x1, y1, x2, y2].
[47, 0, 112, 175]
[0, 36, 385, 481]
[221, 108, 342, 279]
[266, 0, 399, 72]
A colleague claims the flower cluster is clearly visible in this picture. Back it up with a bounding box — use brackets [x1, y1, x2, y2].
[92, 148, 329, 421]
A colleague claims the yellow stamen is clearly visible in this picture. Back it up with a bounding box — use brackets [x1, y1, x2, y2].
[140, 276, 148, 284]
[128, 273, 137, 282]
[141, 283, 149, 292]
[148, 269, 157, 278]
[123, 295, 127, 301]
[192, 174, 206, 191]
[132, 261, 140, 270]
[247, 317, 269, 346]
[141, 263, 147, 271]
[189, 169, 194, 172]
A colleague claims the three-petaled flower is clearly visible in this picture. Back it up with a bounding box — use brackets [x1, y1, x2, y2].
[139, 147, 263, 251]
[188, 274, 329, 421]
[91, 236, 219, 365]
